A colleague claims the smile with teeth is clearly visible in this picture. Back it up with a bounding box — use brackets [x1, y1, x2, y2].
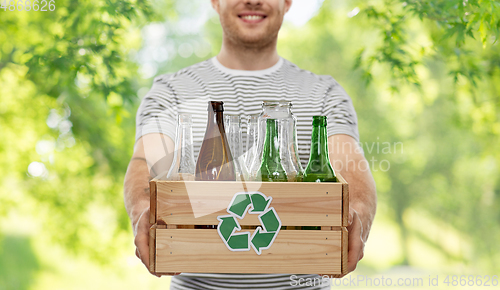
[240, 15, 265, 20]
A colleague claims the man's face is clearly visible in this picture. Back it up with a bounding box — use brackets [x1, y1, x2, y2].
[211, 0, 292, 48]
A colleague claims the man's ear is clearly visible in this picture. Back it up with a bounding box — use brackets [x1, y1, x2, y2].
[211, 0, 220, 14]
[284, 0, 292, 13]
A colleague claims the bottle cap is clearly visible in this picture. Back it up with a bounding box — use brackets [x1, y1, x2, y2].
[208, 101, 224, 112]
[312, 116, 327, 127]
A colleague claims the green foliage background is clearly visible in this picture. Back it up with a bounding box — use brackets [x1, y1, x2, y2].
[0, 0, 498, 289]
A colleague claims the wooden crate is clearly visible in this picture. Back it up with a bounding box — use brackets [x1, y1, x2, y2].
[149, 174, 349, 277]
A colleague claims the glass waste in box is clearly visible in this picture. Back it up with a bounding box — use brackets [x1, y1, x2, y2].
[148, 176, 349, 277]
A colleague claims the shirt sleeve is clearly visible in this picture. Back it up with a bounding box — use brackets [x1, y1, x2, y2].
[135, 74, 178, 144]
[321, 79, 360, 142]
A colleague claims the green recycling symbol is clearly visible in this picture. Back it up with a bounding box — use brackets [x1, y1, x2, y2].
[217, 192, 281, 255]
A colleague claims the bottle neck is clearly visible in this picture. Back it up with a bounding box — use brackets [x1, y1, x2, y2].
[228, 123, 241, 137]
[227, 121, 242, 157]
[262, 119, 280, 161]
[179, 124, 193, 149]
[309, 124, 329, 162]
[245, 121, 258, 155]
[178, 123, 195, 166]
[248, 121, 257, 139]
[207, 109, 225, 135]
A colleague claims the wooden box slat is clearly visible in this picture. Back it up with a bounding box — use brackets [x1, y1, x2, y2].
[149, 224, 157, 273]
[154, 180, 346, 227]
[336, 174, 349, 227]
[154, 228, 343, 275]
[149, 179, 157, 224]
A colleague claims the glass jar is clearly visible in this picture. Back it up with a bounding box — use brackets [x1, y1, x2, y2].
[248, 101, 303, 181]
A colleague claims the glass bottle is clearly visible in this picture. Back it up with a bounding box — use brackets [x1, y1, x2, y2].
[302, 116, 337, 230]
[224, 115, 249, 181]
[289, 114, 304, 181]
[166, 114, 196, 181]
[303, 116, 338, 183]
[280, 118, 301, 182]
[244, 114, 259, 175]
[195, 101, 236, 181]
[259, 119, 288, 182]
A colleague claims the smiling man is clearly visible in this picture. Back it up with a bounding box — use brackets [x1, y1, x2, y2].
[124, 0, 377, 289]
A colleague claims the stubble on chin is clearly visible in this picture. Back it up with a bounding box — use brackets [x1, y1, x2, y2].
[221, 13, 284, 50]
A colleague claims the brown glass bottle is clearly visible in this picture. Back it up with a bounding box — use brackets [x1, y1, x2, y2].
[195, 101, 235, 229]
[195, 101, 236, 181]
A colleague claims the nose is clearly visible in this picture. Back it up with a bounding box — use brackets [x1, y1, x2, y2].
[244, 0, 263, 6]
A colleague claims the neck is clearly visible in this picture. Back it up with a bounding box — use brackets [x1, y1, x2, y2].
[310, 125, 329, 160]
[217, 36, 280, 71]
[207, 110, 225, 135]
[263, 120, 280, 161]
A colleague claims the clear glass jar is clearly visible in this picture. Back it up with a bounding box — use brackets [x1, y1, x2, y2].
[248, 101, 303, 181]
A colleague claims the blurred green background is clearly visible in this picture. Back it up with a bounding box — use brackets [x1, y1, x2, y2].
[0, 0, 499, 289]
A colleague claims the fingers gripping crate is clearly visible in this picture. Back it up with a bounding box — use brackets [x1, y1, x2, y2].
[149, 175, 349, 277]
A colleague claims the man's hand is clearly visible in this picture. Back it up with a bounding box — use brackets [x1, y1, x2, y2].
[133, 206, 153, 272]
[124, 134, 175, 276]
[346, 207, 366, 273]
[328, 134, 378, 277]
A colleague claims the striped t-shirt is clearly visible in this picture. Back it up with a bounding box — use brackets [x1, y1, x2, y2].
[135, 57, 359, 289]
[136, 56, 359, 168]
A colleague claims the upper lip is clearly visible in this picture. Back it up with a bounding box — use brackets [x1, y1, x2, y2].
[238, 11, 267, 17]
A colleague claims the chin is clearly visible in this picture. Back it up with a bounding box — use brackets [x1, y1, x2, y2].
[223, 18, 280, 48]
[240, 34, 267, 43]
[235, 30, 275, 46]
[238, 38, 272, 48]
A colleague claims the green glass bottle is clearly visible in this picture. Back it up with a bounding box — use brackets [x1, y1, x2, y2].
[259, 119, 288, 182]
[303, 116, 338, 183]
[302, 116, 337, 230]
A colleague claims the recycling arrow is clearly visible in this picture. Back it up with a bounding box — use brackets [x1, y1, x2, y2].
[218, 216, 239, 241]
[227, 232, 249, 250]
[249, 193, 271, 213]
[251, 227, 276, 255]
[259, 208, 280, 232]
[217, 191, 281, 255]
[228, 193, 251, 218]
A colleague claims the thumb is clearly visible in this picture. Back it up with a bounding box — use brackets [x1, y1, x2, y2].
[348, 210, 354, 227]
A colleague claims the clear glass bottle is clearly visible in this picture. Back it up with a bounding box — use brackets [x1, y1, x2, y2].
[244, 114, 259, 174]
[166, 114, 196, 181]
[280, 118, 300, 182]
[288, 113, 304, 181]
[224, 115, 249, 181]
